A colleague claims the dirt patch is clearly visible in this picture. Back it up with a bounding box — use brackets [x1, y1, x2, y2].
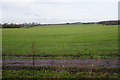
[2, 59, 119, 68]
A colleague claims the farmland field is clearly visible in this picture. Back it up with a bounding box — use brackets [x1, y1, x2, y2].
[2, 24, 119, 79]
[2, 24, 118, 59]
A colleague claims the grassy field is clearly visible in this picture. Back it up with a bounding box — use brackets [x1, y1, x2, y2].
[2, 66, 119, 78]
[3, 70, 118, 78]
[2, 24, 118, 59]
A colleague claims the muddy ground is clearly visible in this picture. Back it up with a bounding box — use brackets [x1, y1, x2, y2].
[2, 59, 119, 68]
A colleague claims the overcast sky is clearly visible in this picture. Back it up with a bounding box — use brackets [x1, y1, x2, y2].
[0, 0, 119, 24]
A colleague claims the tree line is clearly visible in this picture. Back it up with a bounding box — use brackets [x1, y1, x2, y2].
[98, 20, 119, 25]
[0, 20, 119, 28]
[0, 22, 41, 28]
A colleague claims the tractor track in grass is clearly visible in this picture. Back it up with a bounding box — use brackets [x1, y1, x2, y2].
[2, 59, 119, 68]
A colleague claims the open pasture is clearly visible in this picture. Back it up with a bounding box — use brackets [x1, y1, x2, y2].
[2, 24, 118, 59]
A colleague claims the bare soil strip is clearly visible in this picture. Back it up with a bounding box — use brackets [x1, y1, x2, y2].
[3, 59, 119, 68]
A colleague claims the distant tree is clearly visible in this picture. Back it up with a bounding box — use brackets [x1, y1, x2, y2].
[66, 23, 70, 24]
[98, 20, 119, 25]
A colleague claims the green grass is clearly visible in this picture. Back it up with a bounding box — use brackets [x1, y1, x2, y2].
[2, 24, 118, 59]
[3, 66, 119, 78]
[2, 70, 119, 78]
